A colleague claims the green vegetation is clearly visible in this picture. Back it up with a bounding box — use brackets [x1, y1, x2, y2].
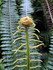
[12, 16, 44, 70]
[0, 0, 53, 70]
[0, 0, 4, 5]
[0, 59, 4, 70]
[49, 0, 53, 2]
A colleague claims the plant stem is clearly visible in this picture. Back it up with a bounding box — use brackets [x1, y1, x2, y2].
[25, 27, 30, 70]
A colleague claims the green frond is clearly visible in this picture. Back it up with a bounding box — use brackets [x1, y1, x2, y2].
[13, 36, 26, 43]
[29, 33, 39, 39]
[12, 25, 43, 70]
[45, 31, 53, 70]
[0, 0, 18, 69]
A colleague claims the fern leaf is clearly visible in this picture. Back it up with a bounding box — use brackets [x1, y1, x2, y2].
[0, 0, 19, 70]
[13, 17, 44, 70]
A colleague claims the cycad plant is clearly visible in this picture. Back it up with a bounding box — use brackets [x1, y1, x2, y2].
[12, 16, 44, 70]
[0, 0, 21, 70]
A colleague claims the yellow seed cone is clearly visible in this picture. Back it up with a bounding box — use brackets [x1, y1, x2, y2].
[19, 16, 35, 27]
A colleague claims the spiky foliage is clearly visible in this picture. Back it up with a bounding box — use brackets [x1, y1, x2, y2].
[0, 0, 20, 70]
[46, 30, 53, 70]
[12, 16, 44, 70]
[41, 31, 53, 70]
[0, 0, 4, 59]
